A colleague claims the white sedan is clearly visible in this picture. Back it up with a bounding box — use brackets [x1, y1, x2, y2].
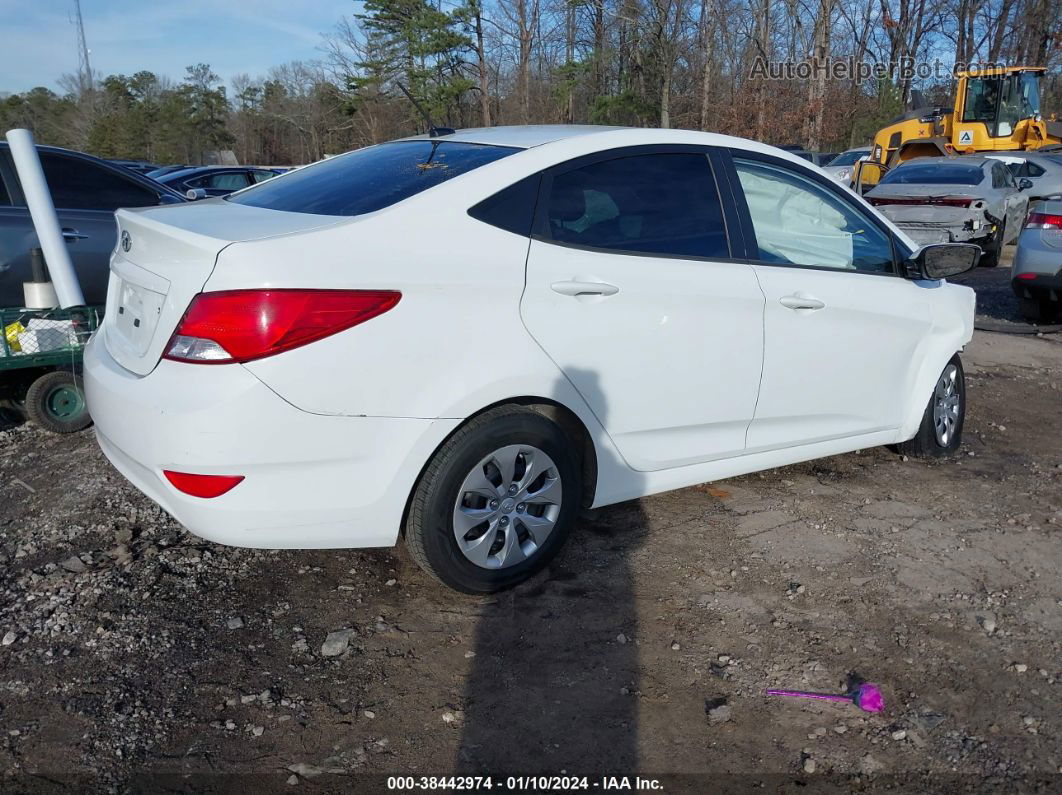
[84, 126, 979, 593]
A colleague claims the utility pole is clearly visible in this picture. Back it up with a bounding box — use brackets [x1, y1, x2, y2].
[72, 0, 93, 95]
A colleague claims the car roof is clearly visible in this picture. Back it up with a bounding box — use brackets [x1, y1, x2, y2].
[395, 125, 830, 169]
[400, 125, 629, 149]
[984, 150, 1062, 162]
[897, 156, 989, 168]
[0, 141, 109, 158]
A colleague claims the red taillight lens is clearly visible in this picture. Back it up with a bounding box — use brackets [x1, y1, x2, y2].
[1015, 273, 1037, 281]
[163, 471, 245, 498]
[869, 197, 972, 208]
[164, 289, 401, 364]
[1025, 212, 1062, 229]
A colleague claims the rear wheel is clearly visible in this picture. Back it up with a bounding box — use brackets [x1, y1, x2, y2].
[1018, 294, 1055, 323]
[25, 371, 91, 434]
[896, 355, 965, 458]
[979, 221, 1005, 267]
[405, 405, 581, 593]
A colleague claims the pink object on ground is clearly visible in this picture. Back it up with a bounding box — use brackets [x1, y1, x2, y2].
[765, 682, 884, 713]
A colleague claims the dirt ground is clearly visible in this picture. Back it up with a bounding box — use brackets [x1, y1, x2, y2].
[2, 257, 1061, 793]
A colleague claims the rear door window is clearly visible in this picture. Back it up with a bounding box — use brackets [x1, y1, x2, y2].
[228, 141, 518, 216]
[38, 152, 158, 210]
[541, 152, 730, 259]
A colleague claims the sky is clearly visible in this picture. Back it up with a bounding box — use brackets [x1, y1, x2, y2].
[0, 0, 359, 94]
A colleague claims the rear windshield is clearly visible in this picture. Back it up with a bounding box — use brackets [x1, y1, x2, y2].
[227, 140, 519, 216]
[879, 162, 984, 186]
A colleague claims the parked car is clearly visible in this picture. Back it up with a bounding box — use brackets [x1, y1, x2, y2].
[84, 126, 979, 593]
[145, 165, 191, 180]
[156, 166, 283, 199]
[865, 156, 1031, 266]
[982, 151, 1062, 202]
[1012, 198, 1062, 322]
[0, 143, 186, 307]
[775, 144, 814, 163]
[822, 147, 872, 183]
[107, 159, 160, 176]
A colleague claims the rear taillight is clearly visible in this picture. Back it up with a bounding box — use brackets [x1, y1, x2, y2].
[869, 197, 972, 208]
[164, 289, 401, 364]
[163, 471, 245, 498]
[1025, 212, 1062, 229]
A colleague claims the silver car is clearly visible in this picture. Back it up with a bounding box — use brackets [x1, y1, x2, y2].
[866, 157, 1032, 267]
[821, 147, 871, 183]
[983, 151, 1062, 202]
[1012, 198, 1062, 322]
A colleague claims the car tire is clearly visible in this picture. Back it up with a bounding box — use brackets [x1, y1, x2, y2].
[25, 371, 92, 434]
[896, 355, 965, 459]
[405, 405, 582, 594]
[1018, 294, 1054, 323]
[979, 221, 1005, 267]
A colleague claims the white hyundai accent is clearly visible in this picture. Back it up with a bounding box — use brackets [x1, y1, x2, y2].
[84, 126, 978, 592]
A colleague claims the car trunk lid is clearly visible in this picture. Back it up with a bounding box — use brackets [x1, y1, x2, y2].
[103, 200, 342, 376]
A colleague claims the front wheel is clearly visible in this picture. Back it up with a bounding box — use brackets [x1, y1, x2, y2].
[405, 405, 581, 593]
[896, 355, 965, 458]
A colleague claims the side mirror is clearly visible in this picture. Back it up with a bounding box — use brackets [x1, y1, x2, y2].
[186, 188, 208, 200]
[1018, 178, 1034, 191]
[905, 243, 981, 280]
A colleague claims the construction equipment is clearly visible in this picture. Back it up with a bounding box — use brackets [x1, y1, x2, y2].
[857, 67, 1062, 188]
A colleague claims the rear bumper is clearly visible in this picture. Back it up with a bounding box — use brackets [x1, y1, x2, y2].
[83, 333, 458, 548]
[1012, 270, 1062, 300]
[892, 223, 993, 248]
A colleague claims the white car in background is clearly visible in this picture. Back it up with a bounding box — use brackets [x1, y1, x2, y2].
[85, 126, 978, 593]
[821, 147, 871, 183]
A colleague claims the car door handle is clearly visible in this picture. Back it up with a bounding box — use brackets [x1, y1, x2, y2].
[550, 280, 619, 297]
[62, 228, 89, 241]
[779, 294, 825, 311]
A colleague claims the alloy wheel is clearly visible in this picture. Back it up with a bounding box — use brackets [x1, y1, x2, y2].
[932, 364, 961, 446]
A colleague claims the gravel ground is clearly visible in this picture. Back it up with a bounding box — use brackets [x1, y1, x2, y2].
[2, 259, 1061, 792]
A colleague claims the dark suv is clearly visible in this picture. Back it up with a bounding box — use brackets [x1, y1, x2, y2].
[0, 143, 186, 306]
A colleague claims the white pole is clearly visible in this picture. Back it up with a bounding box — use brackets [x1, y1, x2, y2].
[5, 128, 86, 307]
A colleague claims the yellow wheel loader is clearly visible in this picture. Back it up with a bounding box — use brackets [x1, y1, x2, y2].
[855, 66, 1061, 189]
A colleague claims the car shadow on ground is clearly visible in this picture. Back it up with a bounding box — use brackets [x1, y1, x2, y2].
[456, 369, 649, 775]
